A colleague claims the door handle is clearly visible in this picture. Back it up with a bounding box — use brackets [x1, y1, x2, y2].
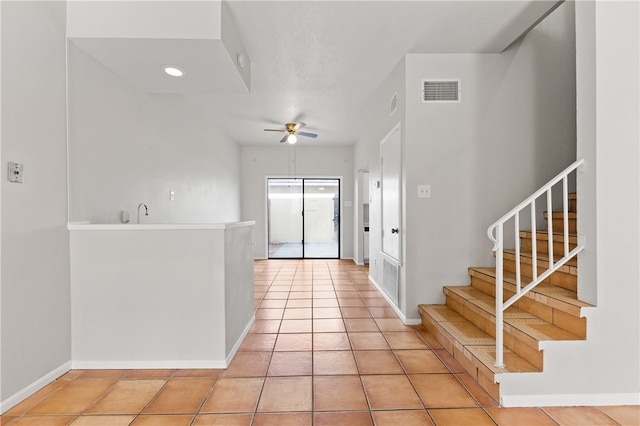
[391, 228, 399, 234]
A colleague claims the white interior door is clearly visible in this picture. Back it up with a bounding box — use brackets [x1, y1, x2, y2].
[381, 125, 402, 261]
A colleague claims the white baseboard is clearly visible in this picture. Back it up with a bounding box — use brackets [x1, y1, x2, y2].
[71, 359, 228, 369]
[368, 275, 421, 325]
[225, 315, 255, 367]
[501, 392, 640, 407]
[0, 361, 71, 414]
[71, 316, 256, 371]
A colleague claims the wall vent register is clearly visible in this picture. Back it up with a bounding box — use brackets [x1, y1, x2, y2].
[422, 79, 461, 103]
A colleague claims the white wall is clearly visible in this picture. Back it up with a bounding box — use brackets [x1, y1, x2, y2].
[501, 2, 640, 405]
[355, 2, 577, 322]
[500, 0, 640, 406]
[404, 1, 577, 318]
[66, 0, 222, 39]
[0, 0, 3, 404]
[241, 145, 354, 259]
[354, 59, 406, 286]
[70, 224, 255, 367]
[68, 43, 241, 225]
[1, 0, 71, 404]
[224, 224, 255, 356]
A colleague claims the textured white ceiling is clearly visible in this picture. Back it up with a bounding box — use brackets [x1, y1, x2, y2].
[71, 1, 561, 146]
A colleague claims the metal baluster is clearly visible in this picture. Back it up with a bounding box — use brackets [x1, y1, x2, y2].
[563, 176, 569, 256]
[547, 188, 554, 270]
[515, 212, 521, 294]
[531, 199, 537, 279]
[495, 223, 504, 368]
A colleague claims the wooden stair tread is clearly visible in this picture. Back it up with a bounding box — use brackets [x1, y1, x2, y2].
[468, 268, 592, 314]
[544, 212, 577, 219]
[568, 193, 577, 200]
[443, 286, 584, 349]
[502, 249, 578, 269]
[418, 304, 540, 374]
[504, 317, 583, 346]
[467, 345, 540, 374]
[444, 286, 535, 318]
[519, 231, 578, 243]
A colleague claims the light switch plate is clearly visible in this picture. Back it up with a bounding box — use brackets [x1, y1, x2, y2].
[418, 184, 431, 198]
[121, 210, 130, 224]
[8, 162, 24, 183]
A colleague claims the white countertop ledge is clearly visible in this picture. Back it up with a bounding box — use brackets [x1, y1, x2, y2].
[68, 221, 255, 231]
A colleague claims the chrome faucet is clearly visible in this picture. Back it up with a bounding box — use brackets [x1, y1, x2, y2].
[137, 203, 148, 224]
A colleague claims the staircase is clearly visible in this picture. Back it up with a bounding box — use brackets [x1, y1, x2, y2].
[419, 190, 592, 402]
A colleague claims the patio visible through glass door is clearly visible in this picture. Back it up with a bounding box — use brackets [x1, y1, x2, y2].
[268, 178, 340, 259]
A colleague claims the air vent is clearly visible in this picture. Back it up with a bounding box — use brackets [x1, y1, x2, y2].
[390, 92, 398, 116]
[381, 257, 399, 305]
[422, 79, 461, 103]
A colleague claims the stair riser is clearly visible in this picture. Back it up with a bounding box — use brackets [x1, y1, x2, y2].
[502, 257, 577, 292]
[570, 198, 577, 213]
[469, 276, 587, 339]
[544, 212, 578, 234]
[546, 217, 577, 234]
[419, 311, 500, 401]
[445, 290, 544, 369]
[521, 237, 577, 257]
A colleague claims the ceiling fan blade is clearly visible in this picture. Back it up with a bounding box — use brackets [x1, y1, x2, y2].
[264, 129, 286, 132]
[279, 134, 289, 143]
[297, 131, 318, 138]
[293, 122, 307, 131]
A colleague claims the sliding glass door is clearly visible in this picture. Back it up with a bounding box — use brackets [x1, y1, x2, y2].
[268, 178, 340, 259]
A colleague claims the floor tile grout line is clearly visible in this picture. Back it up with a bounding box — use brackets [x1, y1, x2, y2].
[5, 373, 75, 418]
[78, 376, 130, 417]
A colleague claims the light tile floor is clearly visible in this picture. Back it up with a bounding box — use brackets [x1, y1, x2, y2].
[2, 259, 639, 426]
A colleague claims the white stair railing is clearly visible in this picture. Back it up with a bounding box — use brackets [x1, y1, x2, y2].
[487, 159, 586, 368]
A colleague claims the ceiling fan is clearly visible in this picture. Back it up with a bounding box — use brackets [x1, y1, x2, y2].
[264, 122, 318, 144]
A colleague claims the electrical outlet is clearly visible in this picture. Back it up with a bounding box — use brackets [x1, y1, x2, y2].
[418, 184, 431, 198]
[169, 190, 175, 201]
[8, 162, 24, 183]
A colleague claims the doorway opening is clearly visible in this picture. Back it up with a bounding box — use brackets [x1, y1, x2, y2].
[268, 178, 340, 259]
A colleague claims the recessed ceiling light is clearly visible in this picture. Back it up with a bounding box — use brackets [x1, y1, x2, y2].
[163, 66, 184, 77]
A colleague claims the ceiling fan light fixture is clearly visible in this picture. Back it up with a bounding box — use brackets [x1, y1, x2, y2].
[287, 134, 297, 144]
[163, 66, 184, 77]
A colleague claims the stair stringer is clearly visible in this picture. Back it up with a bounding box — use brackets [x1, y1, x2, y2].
[495, 306, 639, 407]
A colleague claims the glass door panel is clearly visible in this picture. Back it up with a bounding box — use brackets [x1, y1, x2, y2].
[303, 179, 340, 258]
[268, 179, 303, 258]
